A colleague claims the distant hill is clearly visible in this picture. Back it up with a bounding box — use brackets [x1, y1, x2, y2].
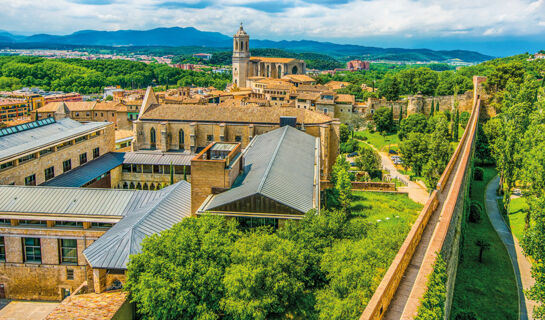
[0, 27, 494, 63]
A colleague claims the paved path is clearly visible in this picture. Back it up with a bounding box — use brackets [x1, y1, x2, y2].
[358, 140, 429, 205]
[485, 176, 536, 320]
[383, 127, 471, 319]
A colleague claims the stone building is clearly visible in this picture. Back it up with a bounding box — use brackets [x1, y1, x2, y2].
[232, 24, 306, 88]
[133, 87, 339, 179]
[0, 117, 115, 186]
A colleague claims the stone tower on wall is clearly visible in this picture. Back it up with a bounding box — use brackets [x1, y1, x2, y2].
[232, 23, 250, 88]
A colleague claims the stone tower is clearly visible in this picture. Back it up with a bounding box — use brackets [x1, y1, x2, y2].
[232, 23, 250, 88]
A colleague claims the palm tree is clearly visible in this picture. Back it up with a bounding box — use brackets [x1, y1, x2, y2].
[475, 239, 491, 263]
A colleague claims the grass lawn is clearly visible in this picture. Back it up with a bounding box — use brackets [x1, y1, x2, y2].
[450, 167, 518, 320]
[354, 130, 400, 151]
[350, 191, 423, 229]
[506, 197, 530, 243]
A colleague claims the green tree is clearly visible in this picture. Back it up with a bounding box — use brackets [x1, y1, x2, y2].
[125, 215, 240, 320]
[340, 124, 350, 143]
[459, 111, 470, 128]
[415, 255, 447, 320]
[398, 113, 428, 140]
[222, 232, 312, 320]
[378, 74, 401, 101]
[400, 132, 429, 177]
[423, 117, 451, 188]
[355, 146, 381, 173]
[373, 107, 394, 133]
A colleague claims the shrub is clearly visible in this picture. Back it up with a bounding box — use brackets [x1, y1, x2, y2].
[468, 202, 482, 223]
[455, 311, 479, 320]
[474, 167, 484, 181]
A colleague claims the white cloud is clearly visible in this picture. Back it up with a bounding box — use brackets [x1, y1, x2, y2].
[0, 0, 544, 40]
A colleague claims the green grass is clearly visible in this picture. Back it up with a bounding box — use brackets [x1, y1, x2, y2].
[354, 130, 400, 151]
[450, 167, 518, 320]
[506, 197, 530, 243]
[350, 191, 423, 229]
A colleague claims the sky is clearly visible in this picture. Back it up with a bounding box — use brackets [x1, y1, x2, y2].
[1, 0, 545, 56]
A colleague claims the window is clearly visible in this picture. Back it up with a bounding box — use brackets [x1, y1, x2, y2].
[112, 112, 115, 117]
[79, 153, 87, 165]
[179, 129, 185, 149]
[56, 221, 83, 228]
[75, 136, 88, 144]
[0, 161, 14, 171]
[24, 174, 36, 186]
[0, 219, 10, 225]
[86, 112, 90, 117]
[91, 222, 113, 229]
[39, 147, 54, 156]
[0, 237, 5, 262]
[143, 165, 152, 173]
[66, 269, 74, 280]
[323, 108, 328, 114]
[122, 164, 132, 173]
[207, 134, 214, 142]
[235, 135, 242, 142]
[63, 159, 72, 173]
[23, 238, 41, 263]
[19, 220, 47, 227]
[59, 239, 78, 264]
[57, 141, 73, 150]
[44, 166, 54, 181]
[18, 153, 36, 164]
[93, 147, 100, 159]
[150, 128, 156, 149]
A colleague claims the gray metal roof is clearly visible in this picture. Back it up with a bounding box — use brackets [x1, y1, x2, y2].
[41, 152, 125, 187]
[0, 185, 165, 217]
[0, 118, 110, 162]
[83, 181, 191, 269]
[202, 126, 318, 214]
[122, 151, 195, 166]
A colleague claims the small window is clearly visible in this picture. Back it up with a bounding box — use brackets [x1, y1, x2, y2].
[56, 221, 83, 228]
[63, 159, 71, 173]
[59, 239, 78, 265]
[0, 237, 5, 262]
[207, 135, 214, 142]
[93, 148, 100, 159]
[0, 161, 14, 171]
[44, 166, 55, 181]
[24, 174, 36, 186]
[79, 153, 87, 165]
[66, 268, 74, 280]
[91, 222, 113, 229]
[23, 238, 41, 263]
[235, 135, 242, 142]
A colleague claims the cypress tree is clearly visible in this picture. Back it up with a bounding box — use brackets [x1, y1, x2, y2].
[170, 162, 174, 185]
[430, 100, 435, 117]
[183, 166, 187, 181]
[435, 101, 440, 112]
[454, 109, 460, 141]
[399, 105, 403, 126]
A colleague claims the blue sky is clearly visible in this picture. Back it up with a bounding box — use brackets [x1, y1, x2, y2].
[1, 0, 544, 56]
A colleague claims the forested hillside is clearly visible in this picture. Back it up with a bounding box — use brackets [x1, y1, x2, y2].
[0, 56, 231, 93]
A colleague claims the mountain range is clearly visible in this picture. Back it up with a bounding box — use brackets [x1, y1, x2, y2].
[0, 27, 494, 63]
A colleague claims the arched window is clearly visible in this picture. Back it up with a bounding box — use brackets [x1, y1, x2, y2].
[129, 182, 135, 189]
[150, 183, 155, 190]
[136, 183, 142, 190]
[241, 41, 244, 51]
[179, 129, 185, 150]
[123, 182, 128, 189]
[277, 66, 282, 78]
[266, 65, 270, 78]
[292, 66, 298, 74]
[143, 183, 148, 190]
[150, 128, 156, 150]
[235, 41, 238, 51]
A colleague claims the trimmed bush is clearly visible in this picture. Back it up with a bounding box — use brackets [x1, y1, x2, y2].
[468, 202, 482, 223]
[474, 167, 484, 181]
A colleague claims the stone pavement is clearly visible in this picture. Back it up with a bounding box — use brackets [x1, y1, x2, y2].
[0, 301, 59, 320]
[485, 175, 534, 320]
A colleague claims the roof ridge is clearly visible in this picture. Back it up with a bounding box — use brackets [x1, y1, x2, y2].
[256, 126, 289, 194]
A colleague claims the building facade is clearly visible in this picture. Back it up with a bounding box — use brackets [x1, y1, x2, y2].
[0, 118, 115, 186]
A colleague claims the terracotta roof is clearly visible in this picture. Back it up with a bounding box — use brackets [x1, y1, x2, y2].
[250, 57, 297, 63]
[45, 290, 128, 320]
[296, 92, 320, 100]
[282, 74, 315, 83]
[140, 104, 333, 124]
[94, 102, 122, 111]
[335, 94, 356, 104]
[37, 102, 96, 113]
[325, 81, 351, 90]
[297, 84, 329, 93]
[0, 99, 27, 106]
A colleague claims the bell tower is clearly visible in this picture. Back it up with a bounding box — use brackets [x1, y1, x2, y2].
[232, 23, 250, 88]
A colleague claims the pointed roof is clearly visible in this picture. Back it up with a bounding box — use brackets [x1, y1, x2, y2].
[83, 181, 191, 269]
[138, 86, 158, 120]
[234, 23, 248, 37]
[54, 102, 70, 116]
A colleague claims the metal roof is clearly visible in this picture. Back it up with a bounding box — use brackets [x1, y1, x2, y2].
[83, 181, 191, 269]
[0, 185, 165, 217]
[41, 152, 125, 187]
[202, 126, 318, 214]
[0, 118, 110, 162]
[0, 117, 55, 138]
[122, 151, 195, 166]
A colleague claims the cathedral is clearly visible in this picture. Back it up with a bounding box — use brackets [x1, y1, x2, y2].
[232, 24, 306, 88]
